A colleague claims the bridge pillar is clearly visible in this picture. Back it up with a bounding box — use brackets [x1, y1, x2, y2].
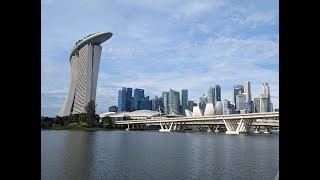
[224, 119, 253, 134]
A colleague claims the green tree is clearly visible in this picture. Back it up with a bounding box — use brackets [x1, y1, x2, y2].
[85, 101, 98, 127]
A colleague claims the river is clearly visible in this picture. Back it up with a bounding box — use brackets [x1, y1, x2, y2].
[41, 130, 279, 180]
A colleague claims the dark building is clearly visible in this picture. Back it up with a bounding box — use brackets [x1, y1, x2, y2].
[187, 101, 194, 111]
[139, 96, 151, 110]
[118, 87, 127, 112]
[213, 85, 221, 103]
[125, 88, 133, 112]
[181, 89, 188, 115]
[151, 96, 163, 112]
[108, 105, 118, 112]
[133, 88, 144, 111]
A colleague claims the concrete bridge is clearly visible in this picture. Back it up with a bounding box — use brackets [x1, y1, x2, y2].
[112, 112, 279, 135]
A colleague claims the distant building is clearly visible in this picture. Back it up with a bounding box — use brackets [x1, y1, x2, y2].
[260, 96, 269, 112]
[262, 83, 271, 111]
[181, 89, 188, 115]
[118, 87, 127, 112]
[275, 108, 279, 112]
[213, 85, 221, 103]
[108, 105, 118, 112]
[187, 101, 194, 111]
[215, 101, 223, 115]
[133, 88, 144, 111]
[207, 85, 221, 105]
[169, 89, 180, 115]
[151, 96, 163, 112]
[125, 88, 133, 112]
[207, 87, 214, 104]
[236, 94, 246, 111]
[223, 99, 230, 115]
[253, 98, 261, 113]
[140, 96, 151, 110]
[234, 85, 244, 109]
[199, 94, 207, 112]
[243, 81, 252, 103]
[162, 92, 170, 114]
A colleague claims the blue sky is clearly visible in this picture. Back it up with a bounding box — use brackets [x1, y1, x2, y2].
[41, 0, 279, 117]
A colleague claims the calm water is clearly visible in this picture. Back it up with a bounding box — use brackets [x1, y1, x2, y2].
[41, 130, 279, 180]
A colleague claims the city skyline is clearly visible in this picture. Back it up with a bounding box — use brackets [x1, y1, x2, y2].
[42, 0, 279, 117]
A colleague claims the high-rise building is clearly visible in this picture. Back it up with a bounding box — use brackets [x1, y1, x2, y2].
[162, 92, 169, 114]
[207, 87, 214, 104]
[169, 89, 180, 114]
[260, 96, 269, 112]
[187, 101, 194, 111]
[260, 83, 271, 112]
[215, 101, 223, 115]
[236, 94, 246, 111]
[244, 81, 251, 103]
[133, 88, 144, 111]
[151, 96, 162, 111]
[213, 85, 221, 103]
[253, 97, 261, 113]
[233, 85, 244, 109]
[118, 87, 127, 112]
[199, 94, 207, 112]
[140, 96, 151, 110]
[223, 99, 230, 115]
[181, 89, 188, 115]
[125, 88, 132, 112]
[59, 32, 112, 116]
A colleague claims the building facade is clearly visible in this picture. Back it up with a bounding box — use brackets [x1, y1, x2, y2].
[244, 81, 252, 103]
[181, 89, 188, 115]
[162, 92, 170, 114]
[108, 105, 118, 112]
[133, 88, 144, 111]
[236, 94, 246, 111]
[213, 85, 221, 103]
[253, 97, 261, 113]
[59, 32, 112, 116]
[168, 89, 180, 115]
[233, 85, 244, 109]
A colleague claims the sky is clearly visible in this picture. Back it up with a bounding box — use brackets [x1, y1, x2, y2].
[41, 0, 279, 117]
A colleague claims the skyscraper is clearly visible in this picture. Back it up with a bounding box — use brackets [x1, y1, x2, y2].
[233, 85, 244, 109]
[168, 89, 180, 114]
[213, 85, 221, 103]
[236, 94, 246, 111]
[207, 87, 214, 104]
[133, 88, 144, 111]
[199, 94, 207, 112]
[253, 97, 261, 113]
[118, 87, 127, 112]
[261, 83, 271, 112]
[139, 96, 151, 110]
[181, 89, 188, 115]
[162, 92, 169, 114]
[260, 96, 269, 112]
[126, 88, 132, 112]
[243, 81, 251, 103]
[59, 32, 112, 116]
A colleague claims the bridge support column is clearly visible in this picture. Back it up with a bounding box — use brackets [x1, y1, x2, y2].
[224, 119, 253, 135]
[159, 121, 176, 132]
[126, 123, 130, 131]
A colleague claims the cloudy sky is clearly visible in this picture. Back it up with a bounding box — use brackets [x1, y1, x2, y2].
[41, 0, 279, 117]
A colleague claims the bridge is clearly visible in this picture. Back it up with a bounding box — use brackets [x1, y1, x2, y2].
[112, 112, 279, 135]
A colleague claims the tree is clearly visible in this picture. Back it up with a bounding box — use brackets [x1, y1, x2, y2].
[85, 101, 98, 127]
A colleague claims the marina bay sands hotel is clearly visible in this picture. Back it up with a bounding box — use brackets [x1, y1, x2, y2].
[59, 32, 112, 117]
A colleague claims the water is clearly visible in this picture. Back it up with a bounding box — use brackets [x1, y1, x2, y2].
[41, 130, 279, 180]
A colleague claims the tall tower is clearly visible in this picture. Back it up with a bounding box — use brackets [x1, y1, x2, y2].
[243, 81, 251, 103]
[133, 88, 144, 111]
[213, 85, 221, 103]
[261, 83, 271, 112]
[233, 85, 244, 109]
[169, 89, 180, 115]
[59, 32, 112, 116]
[181, 89, 188, 115]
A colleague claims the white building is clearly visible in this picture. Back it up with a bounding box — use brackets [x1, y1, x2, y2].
[59, 32, 112, 116]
